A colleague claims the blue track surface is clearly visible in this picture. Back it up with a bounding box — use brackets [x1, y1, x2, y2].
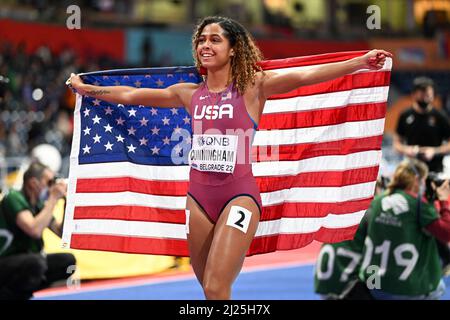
[35, 264, 450, 300]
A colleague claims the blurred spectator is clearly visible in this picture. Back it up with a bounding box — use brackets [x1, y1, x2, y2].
[0, 161, 75, 300]
[359, 159, 450, 300]
[393, 76, 450, 174]
[0, 41, 122, 161]
[0, 74, 9, 158]
[141, 35, 153, 66]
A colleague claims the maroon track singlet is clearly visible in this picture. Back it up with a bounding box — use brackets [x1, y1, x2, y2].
[187, 81, 262, 223]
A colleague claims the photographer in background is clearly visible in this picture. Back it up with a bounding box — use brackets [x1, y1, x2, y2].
[393, 76, 450, 270]
[0, 162, 76, 300]
[359, 159, 450, 300]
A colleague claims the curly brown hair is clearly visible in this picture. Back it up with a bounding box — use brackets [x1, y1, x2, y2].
[192, 16, 263, 95]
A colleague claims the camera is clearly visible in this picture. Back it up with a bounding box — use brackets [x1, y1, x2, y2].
[47, 176, 57, 187]
[47, 175, 65, 188]
[425, 172, 446, 202]
[378, 176, 391, 191]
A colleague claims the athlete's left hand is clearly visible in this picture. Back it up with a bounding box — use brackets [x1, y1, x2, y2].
[360, 49, 393, 70]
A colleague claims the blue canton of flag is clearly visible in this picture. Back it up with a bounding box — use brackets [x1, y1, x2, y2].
[78, 67, 202, 166]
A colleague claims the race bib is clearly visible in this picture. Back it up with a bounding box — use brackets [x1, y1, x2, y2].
[189, 134, 238, 174]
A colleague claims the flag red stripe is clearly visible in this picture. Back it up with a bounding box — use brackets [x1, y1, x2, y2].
[72, 198, 372, 222]
[258, 50, 369, 70]
[76, 178, 189, 195]
[70, 234, 190, 256]
[75, 166, 377, 195]
[248, 225, 359, 256]
[261, 198, 372, 220]
[252, 135, 382, 161]
[256, 166, 379, 192]
[259, 102, 386, 130]
[267, 71, 391, 99]
[73, 206, 185, 223]
[70, 225, 359, 257]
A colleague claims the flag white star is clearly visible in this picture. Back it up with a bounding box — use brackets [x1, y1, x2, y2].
[123, 75, 130, 79]
[127, 126, 136, 136]
[162, 136, 171, 145]
[116, 117, 125, 125]
[93, 134, 101, 143]
[170, 108, 178, 115]
[102, 75, 109, 79]
[104, 141, 114, 151]
[82, 144, 91, 154]
[156, 79, 164, 87]
[162, 117, 170, 125]
[93, 81, 100, 86]
[151, 126, 160, 135]
[150, 108, 158, 116]
[118, 104, 125, 108]
[128, 108, 137, 117]
[183, 116, 190, 124]
[104, 106, 113, 115]
[173, 144, 183, 155]
[104, 124, 113, 133]
[173, 126, 182, 134]
[115, 134, 125, 143]
[127, 144, 136, 153]
[138, 105, 145, 108]
[83, 126, 91, 136]
[151, 145, 160, 154]
[134, 80, 142, 88]
[92, 115, 101, 124]
[83, 108, 90, 117]
[185, 136, 192, 144]
[114, 80, 120, 86]
[139, 117, 149, 126]
[93, 99, 101, 106]
[139, 137, 148, 146]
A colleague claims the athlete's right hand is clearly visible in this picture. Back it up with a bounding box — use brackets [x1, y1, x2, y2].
[66, 73, 85, 95]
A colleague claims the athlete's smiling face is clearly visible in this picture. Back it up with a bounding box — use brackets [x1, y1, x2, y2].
[196, 23, 234, 70]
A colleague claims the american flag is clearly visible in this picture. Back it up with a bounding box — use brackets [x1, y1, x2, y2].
[62, 51, 392, 256]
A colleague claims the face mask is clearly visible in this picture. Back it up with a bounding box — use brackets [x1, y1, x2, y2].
[38, 187, 49, 202]
[417, 100, 429, 110]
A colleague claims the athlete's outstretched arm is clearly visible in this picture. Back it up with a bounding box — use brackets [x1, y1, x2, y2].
[261, 49, 393, 99]
[66, 73, 192, 108]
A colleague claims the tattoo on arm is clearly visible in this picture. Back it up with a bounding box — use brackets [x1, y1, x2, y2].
[86, 89, 110, 95]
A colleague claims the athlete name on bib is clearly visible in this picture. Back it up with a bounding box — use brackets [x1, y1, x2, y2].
[189, 134, 238, 174]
